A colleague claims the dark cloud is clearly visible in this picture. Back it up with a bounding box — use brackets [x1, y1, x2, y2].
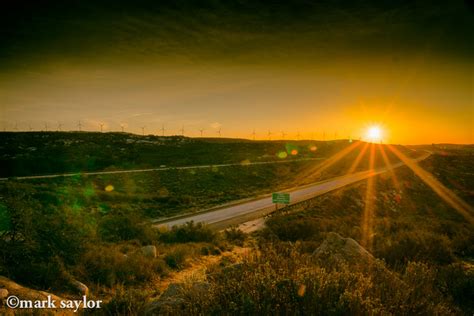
[1, 0, 472, 69]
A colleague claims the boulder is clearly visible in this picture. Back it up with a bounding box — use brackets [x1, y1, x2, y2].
[140, 245, 157, 258]
[312, 232, 374, 265]
[0, 288, 8, 300]
[0, 276, 64, 303]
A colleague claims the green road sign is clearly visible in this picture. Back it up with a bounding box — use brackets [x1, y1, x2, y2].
[272, 192, 290, 204]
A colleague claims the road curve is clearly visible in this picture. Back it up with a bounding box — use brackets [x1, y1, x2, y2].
[156, 152, 430, 229]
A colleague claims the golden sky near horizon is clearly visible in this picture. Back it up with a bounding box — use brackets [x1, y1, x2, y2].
[1, 1, 472, 144]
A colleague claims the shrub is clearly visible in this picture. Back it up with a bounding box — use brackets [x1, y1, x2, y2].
[164, 245, 194, 269]
[172, 243, 457, 315]
[77, 244, 166, 287]
[0, 185, 86, 289]
[159, 221, 216, 243]
[224, 226, 247, 246]
[101, 285, 149, 316]
[98, 211, 157, 243]
[373, 230, 454, 266]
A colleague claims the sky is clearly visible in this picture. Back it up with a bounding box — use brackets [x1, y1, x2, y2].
[0, 0, 472, 144]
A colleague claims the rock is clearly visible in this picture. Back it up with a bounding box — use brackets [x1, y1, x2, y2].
[140, 245, 157, 258]
[71, 280, 89, 296]
[0, 275, 64, 304]
[0, 288, 8, 300]
[312, 232, 374, 265]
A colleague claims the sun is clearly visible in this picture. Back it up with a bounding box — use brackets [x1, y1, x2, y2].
[366, 125, 382, 142]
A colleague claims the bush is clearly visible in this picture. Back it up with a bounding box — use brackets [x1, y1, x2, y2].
[374, 230, 455, 266]
[98, 211, 157, 243]
[0, 185, 86, 289]
[172, 243, 457, 315]
[101, 286, 150, 316]
[436, 263, 474, 314]
[224, 226, 247, 246]
[164, 245, 194, 269]
[265, 216, 323, 242]
[159, 221, 216, 243]
[77, 245, 166, 287]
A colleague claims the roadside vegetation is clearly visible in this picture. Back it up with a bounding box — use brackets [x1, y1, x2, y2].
[162, 150, 474, 315]
[1, 133, 470, 315]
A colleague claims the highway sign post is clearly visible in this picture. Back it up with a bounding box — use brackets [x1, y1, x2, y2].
[272, 192, 290, 211]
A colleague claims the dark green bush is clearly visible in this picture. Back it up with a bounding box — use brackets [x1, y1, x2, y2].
[164, 245, 194, 269]
[374, 230, 454, 266]
[224, 226, 247, 246]
[0, 185, 86, 289]
[98, 211, 156, 243]
[159, 221, 216, 243]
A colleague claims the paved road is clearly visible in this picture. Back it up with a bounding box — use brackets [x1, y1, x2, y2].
[0, 157, 322, 181]
[156, 152, 430, 229]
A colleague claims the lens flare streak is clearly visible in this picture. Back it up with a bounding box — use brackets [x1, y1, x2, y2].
[387, 145, 474, 224]
[361, 143, 376, 250]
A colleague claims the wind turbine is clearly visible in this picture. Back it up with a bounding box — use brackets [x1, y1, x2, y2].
[267, 130, 272, 140]
[77, 121, 82, 131]
[44, 122, 48, 132]
[280, 131, 286, 140]
[141, 126, 146, 136]
[160, 124, 165, 136]
[199, 128, 204, 137]
[57, 122, 62, 132]
[217, 128, 221, 137]
[252, 129, 256, 140]
[99, 123, 104, 133]
[180, 126, 185, 136]
[120, 124, 125, 132]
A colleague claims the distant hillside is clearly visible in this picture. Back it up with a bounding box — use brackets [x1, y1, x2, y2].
[0, 132, 346, 177]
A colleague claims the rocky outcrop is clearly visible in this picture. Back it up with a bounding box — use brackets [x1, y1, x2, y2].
[0, 276, 76, 315]
[0, 276, 64, 303]
[312, 232, 374, 265]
